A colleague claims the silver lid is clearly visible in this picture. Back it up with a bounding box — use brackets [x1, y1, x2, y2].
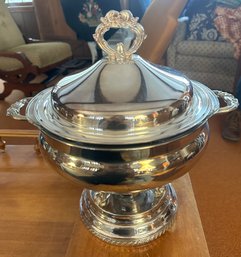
[26, 11, 219, 145]
[51, 55, 192, 130]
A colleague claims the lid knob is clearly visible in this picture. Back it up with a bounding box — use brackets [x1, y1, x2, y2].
[93, 10, 146, 64]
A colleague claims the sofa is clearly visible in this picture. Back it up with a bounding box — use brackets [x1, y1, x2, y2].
[167, 0, 239, 92]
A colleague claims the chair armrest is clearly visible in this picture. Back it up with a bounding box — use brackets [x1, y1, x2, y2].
[0, 51, 33, 68]
[0, 51, 38, 83]
[166, 18, 188, 68]
[172, 17, 188, 46]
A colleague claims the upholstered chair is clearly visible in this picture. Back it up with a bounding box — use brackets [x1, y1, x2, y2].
[0, 0, 72, 99]
[167, 19, 238, 92]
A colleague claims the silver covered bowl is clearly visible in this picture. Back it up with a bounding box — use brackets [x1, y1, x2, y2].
[7, 10, 238, 245]
[7, 58, 237, 193]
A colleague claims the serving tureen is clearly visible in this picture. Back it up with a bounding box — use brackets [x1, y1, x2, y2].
[7, 10, 238, 245]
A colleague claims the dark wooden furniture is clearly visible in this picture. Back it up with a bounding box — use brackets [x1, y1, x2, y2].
[0, 1, 73, 100]
[0, 50, 71, 100]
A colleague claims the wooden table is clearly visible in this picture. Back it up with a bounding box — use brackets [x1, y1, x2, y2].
[0, 145, 210, 257]
[0, 100, 37, 147]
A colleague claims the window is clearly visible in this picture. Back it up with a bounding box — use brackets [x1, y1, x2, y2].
[5, 0, 33, 8]
[5, 0, 33, 6]
[5, 0, 32, 3]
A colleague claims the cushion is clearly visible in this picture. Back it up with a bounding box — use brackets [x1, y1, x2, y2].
[175, 54, 237, 75]
[185, 0, 224, 41]
[0, 42, 72, 72]
[180, 70, 235, 91]
[0, 1, 25, 51]
[10, 42, 72, 68]
[0, 57, 23, 71]
[176, 40, 234, 58]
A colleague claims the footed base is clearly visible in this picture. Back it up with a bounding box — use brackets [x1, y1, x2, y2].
[80, 183, 177, 245]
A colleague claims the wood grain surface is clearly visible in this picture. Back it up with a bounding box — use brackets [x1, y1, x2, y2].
[0, 145, 210, 257]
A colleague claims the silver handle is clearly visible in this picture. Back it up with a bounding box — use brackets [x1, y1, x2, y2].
[6, 97, 31, 120]
[93, 10, 146, 64]
[213, 90, 239, 114]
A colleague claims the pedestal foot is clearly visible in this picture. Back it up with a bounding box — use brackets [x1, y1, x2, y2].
[80, 183, 177, 245]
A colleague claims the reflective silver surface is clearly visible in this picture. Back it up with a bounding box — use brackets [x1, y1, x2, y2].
[6, 10, 239, 246]
[26, 80, 217, 145]
[80, 184, 177, 245]
[38, 123, 209, 192]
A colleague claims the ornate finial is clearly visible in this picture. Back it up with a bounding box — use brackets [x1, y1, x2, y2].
[93, 10, 146, 64]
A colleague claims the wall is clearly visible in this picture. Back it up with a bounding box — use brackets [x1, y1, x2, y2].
[8, 3, 40, 39]
[33, 0, 76, 40]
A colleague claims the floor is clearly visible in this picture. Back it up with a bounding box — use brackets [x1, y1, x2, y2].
[190, 114, 241, 257]
[0, 80, 241, 256]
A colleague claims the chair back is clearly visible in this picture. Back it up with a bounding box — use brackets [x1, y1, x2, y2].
[0, 1, 25, 51]
[33, 0, 76, 40]
[137, 0, 188, 64]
